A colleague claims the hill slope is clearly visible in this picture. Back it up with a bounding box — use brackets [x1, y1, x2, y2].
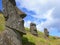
[22, 28, 60, 45]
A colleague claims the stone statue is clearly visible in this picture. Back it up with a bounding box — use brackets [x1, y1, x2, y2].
[1, 0, 26, 45]
[30, 23, 38, 36]
[44, 28, 49, 38]
[2, 0, 26, 35]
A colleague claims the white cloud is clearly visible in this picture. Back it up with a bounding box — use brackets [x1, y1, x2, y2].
[24, 20, 31, 28]
[16, 0, 60, 36]
[31, 8, 55, 32]
[36, 8, 54, 28]
[16, 0, 60, 13]
[36, 8, 60, 33]
[16, 0, 50, 14]
[31, 8, 55, 19]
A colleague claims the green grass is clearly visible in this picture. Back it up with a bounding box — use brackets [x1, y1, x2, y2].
[0, 13, 5, 32]
[22, 28, 60, 45]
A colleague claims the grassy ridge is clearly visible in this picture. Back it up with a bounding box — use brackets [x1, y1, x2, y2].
[22, 28, 60, 45]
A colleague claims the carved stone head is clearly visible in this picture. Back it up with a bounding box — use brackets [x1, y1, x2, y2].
[44, 28, 49, 38]
[30, 23, 38, 36]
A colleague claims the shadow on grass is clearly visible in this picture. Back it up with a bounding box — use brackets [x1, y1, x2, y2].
[22, 37, 35, 45]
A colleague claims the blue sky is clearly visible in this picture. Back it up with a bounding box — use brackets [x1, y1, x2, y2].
[0, 0, 2, 10]
[0, 0, 60, 37]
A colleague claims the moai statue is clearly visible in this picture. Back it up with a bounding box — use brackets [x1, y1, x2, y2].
[1, 0, 26, 45]
[30, 23, 38, 36]
[2, 0, 26, 35]
[44, 28, 49, 38]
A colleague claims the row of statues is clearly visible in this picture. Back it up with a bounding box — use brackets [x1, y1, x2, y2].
[30, 23, 49, 38]
[0, 0, 49, 45]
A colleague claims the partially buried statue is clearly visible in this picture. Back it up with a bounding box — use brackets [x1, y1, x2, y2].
[44, 28, 49, 38]
[30, 23, 38, 36]
[0, 0, 26, 45]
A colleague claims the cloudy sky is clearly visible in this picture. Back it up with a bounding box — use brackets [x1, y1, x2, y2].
[0, 0, 60, 37]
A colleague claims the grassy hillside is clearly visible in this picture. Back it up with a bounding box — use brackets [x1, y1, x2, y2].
[22, 28, 60, 45]
[0, 13, 60, 45]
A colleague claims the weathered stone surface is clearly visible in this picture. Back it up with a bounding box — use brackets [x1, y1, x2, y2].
[2, 0, 26, 45]
[30, 23, 38, 36]
[2, 0, 26, 34]
[44, 28, 49, 38]
[15, 7, 26, 19]
[0, 27, 22, 45]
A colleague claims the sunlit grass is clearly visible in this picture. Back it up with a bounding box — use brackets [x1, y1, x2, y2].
[22, 28, 60, 45]
[0, 13, 5, 32]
